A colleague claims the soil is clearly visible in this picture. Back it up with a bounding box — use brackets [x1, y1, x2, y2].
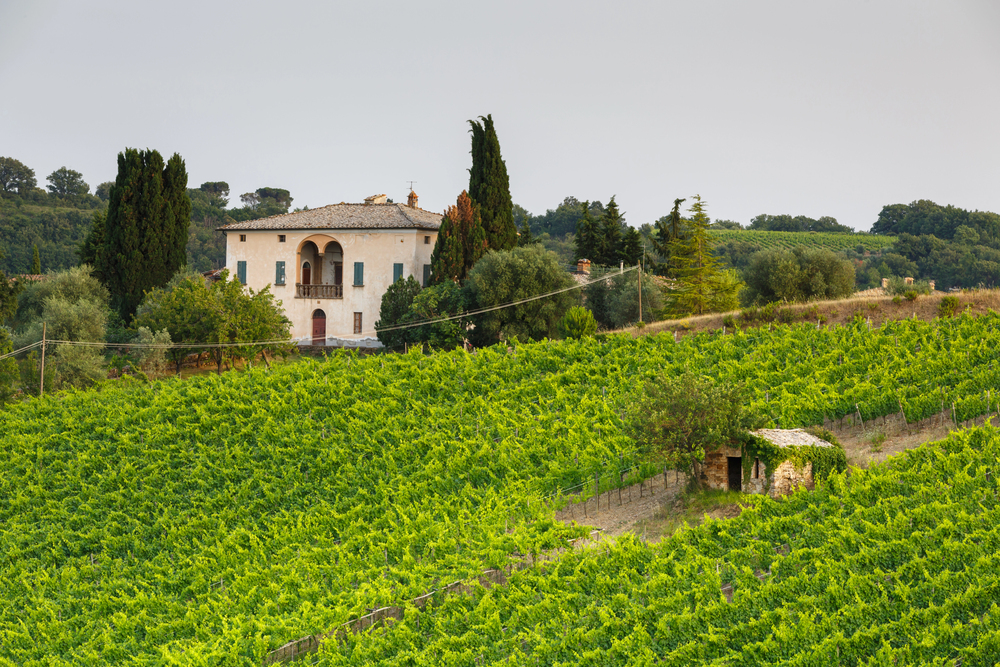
[555, 410, 993, 543]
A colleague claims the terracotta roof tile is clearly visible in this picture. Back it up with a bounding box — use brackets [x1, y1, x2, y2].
[216, 203, 442, 232]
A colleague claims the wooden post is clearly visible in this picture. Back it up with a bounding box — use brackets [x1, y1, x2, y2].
[595, 473, 599, 512]
[637, 264, 642, 325]
[39, 322, 46, 397]
[855, 404, 865, 432]
[618, 471, 622, 506]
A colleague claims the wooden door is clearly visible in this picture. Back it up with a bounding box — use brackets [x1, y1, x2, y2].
[312, 309, 326, 345]
[334, 263, 343, 285]
[302, 262, 312, 285]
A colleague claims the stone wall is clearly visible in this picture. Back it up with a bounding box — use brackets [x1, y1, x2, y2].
[702, 446, 741, 491]
[702, 447, 813, 498]
[769, 460, 813, 498]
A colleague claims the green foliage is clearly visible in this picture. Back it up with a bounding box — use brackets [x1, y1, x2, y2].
[97, 148, 191, 320]
[584, 269, 663, 329]
[573, 200, 599, 262]
[709, 228, 895, 254]
[463, 244, 579, 345]
[0, 156, 37, 195]
[748, 213, 854, 233]
[11, 264, 109, 331]
[557, 306, 597, 339]
[664, 196, 742, 316]
[45, 166, 89, 197]
[938, 295, 962, 317]
[401, 280, 467, 349]
[0, 327, 17, 403]
[30, 244, 40, 274]
[904, 290, 919, 302]
[741, 246, 855, 305]
[0, 251, 24, 322]
[133, 326, 172, 377]
[626, 371, 759, 483]
[0, 194, 102, 275]
[135, 272, 222, 374]
[429, 191, 487, 283]
[740, 431, 847, 488]
[650, 197, 686, 272]
[375, 275, 423, 349]
[468, 114, 516, 251]
[521, 197, 604, 238]
[884, 275, 932, 296]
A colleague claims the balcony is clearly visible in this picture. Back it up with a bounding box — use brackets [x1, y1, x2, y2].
[296, 283, 343, 299]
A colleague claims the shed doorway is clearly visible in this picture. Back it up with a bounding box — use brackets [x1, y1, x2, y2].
[727, 456, 742, 492]
[311, 309, 326, 345]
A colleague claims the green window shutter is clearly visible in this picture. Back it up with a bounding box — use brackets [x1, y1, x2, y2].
[275, 261, 285, 284]
[393, 263, 403, 282]
[423, 264, 431, 287]
[354, 262, 364, 286]
[237, 261, 247, 285]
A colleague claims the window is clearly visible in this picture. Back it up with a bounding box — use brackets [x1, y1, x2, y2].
[422, 264, 431, 287]
[275, 261, 285, 285]
[353, 312, 362, 334]
[393, 263, 403, 283]
[239, 234, 247, 242]
[237, 261, 247, 285]
[278, 234, 286, 243]
[353, 262, 364, 286]
[424, 235, 430, 245]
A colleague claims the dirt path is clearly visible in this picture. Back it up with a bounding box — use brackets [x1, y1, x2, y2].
[556, 412, 994, 543]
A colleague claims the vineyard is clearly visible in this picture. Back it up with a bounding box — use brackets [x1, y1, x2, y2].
[331, 425, 1000, 665]
[4, 312, 1000, 664]
[709, 229, 897, 254]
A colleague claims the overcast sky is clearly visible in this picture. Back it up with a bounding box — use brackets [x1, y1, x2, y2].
[2, 1, 998, 231]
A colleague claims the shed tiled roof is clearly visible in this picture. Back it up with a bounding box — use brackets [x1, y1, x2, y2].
[751, 429, 835, 449]
[216, 203, 442, 232]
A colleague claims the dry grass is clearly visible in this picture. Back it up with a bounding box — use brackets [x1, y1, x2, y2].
[617, 289, 1000, 338]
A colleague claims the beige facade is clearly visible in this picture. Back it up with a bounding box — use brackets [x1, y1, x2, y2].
[220, 197, 440, 345]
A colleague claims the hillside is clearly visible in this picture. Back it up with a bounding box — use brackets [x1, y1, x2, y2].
[5, 314, 1000, 663]
[708, 228, 897, 254]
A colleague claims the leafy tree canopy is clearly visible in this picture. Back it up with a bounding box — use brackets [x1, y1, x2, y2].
[741, 246, 856, 305]
[46, 167, 89, 197]
[749, 213, 853, 234]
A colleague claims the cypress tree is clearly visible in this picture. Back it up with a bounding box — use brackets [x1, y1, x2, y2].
[430, 191, 487, 283]
[98, 148, 190, 320]
[468, 115, 516, 251]
[31, 245, 40, 274]
[651, 198, 686, 274]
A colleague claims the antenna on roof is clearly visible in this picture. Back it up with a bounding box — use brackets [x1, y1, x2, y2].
[407, 180, 417, 191]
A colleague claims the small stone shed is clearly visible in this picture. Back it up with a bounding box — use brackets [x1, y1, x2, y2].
[701, 428, 836, 498]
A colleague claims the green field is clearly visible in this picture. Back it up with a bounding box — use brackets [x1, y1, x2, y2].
[709, 229, 897, 253]
[3, 313, 1000, 664]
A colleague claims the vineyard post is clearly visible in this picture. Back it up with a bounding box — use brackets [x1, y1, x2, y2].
[898, 396, 908, 432]
[637, 264, 642, 325]
[595, 473, 599, 512]
[855, 404, 865, 432]
[39, 321, 46, 397]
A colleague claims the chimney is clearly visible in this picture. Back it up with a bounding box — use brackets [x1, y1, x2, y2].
[407, 190, 419, 208]
[364, 194, 388, 205]
[577, 259, 591, 274]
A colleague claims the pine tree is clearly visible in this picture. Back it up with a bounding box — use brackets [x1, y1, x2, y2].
[620, 227, 644, 265]
[517, 217, 536, 246]
[430, 191, 487, 283]
[468, 115, 517, 251]
[574, 201, 598, 262]
[665, 195, 733, 316]
[596, 195, 625, 266]
[80, 210, 105, 269]
[97, 148, 191, 320]
[31, 245, 40, 274]
[651, 198, 686, 274]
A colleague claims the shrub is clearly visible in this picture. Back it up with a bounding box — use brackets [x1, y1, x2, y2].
[803, 305, 820, 321]
[938, 295, 961, 318]
[722, 314, 737, 329]
[886, 277, 932, 296]
[557, 306, 598, 339]
[892, 296, 902, 306]
[741, 247, 855, 305]
[904, 290, 919, 302]
[777, 307, 796, 324]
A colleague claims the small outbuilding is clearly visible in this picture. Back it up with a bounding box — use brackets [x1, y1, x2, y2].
[701, 428, 843, 498]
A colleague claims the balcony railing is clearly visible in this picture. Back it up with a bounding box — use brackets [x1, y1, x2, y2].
[296, 283, 343, 299]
